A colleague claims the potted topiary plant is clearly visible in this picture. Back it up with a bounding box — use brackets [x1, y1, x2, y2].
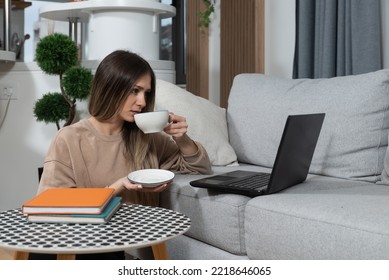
[33, 33, 93, 130]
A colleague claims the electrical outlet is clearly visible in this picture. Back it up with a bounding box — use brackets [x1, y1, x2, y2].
[0, 83, 18, 100]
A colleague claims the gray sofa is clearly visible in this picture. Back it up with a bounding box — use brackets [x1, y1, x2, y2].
[155, 69, 389, 259]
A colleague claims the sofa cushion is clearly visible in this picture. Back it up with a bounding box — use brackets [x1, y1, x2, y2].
[227, 70, 389, 182]
[244, 175, 389, 259]
[155, 79, 237, 166]
[160, 165, 261, 255]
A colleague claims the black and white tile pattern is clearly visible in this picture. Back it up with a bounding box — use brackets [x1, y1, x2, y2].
[0, 204, 191, 254]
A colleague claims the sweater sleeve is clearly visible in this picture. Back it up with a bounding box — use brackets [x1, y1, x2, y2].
[37, 131, 77, 194]
[155, 133, 212, 175]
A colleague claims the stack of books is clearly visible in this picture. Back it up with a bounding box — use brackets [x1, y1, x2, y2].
[22, 188, 122, 224]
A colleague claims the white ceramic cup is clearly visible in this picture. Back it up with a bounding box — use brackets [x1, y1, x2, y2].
[134, 110, 170, 134]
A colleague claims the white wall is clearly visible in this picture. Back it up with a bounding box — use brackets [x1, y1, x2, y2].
[208, 0, 221, 106]
[264, 0, 296, 78]
[208, 0, 296, 105]
[0, 63, 59, 211]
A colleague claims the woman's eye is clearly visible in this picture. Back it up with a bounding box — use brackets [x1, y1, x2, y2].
[131, 88, 140, 94]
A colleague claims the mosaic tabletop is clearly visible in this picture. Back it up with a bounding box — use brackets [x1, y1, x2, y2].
[0, 204, 191, 254]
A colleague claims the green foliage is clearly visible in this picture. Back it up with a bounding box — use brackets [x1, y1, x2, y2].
[62, 66, 93, 100]
[33, 92, 69, 125]
[198, 0, 215, 29]
[35, 33, 78, 75]
[33, 33, 92, 129]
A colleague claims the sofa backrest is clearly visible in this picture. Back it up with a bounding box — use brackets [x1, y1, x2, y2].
[227, 70, 389, 182]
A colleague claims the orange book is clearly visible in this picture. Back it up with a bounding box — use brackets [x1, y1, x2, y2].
[22, 188, 115, 215]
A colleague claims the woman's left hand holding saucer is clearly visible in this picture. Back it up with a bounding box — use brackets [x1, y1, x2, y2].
[107, 177, 171, 195]
[123, 177, 171, 192]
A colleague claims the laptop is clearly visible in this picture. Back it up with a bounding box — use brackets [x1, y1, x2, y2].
[190, 113, 325, 196]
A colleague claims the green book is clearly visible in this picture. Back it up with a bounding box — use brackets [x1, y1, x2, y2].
[27, 196, 122, 224]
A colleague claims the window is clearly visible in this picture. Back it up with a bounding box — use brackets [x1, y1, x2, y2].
[160, 0, 186, 85]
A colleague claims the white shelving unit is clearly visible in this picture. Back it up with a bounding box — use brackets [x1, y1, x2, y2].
[39, 0, 176, 61]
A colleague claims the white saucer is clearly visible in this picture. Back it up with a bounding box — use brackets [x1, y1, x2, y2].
[127, 169, 175, 188]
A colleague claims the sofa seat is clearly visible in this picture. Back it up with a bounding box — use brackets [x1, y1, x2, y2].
[162, 166, 389, 259]
[245, 175, 389, 259]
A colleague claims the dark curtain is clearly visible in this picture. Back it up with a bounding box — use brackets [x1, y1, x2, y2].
[293, 0, 382, 79]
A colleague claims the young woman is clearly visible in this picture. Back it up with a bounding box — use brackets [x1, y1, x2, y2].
[38, 50, 211, 204]
[35, 50, 212, 259]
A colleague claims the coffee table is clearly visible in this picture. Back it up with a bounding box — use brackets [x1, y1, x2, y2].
[0, 204, 190, 260]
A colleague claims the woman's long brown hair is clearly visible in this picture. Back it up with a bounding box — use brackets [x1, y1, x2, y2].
[88, 50, 156, 170]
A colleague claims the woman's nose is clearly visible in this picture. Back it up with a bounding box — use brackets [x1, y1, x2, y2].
[136, 92, 146, 107]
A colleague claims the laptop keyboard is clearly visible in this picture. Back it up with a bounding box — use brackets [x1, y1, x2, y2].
[226, 173, 271, 190]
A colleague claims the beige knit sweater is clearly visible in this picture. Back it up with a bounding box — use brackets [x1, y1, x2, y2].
[38, 119, 212, 206]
